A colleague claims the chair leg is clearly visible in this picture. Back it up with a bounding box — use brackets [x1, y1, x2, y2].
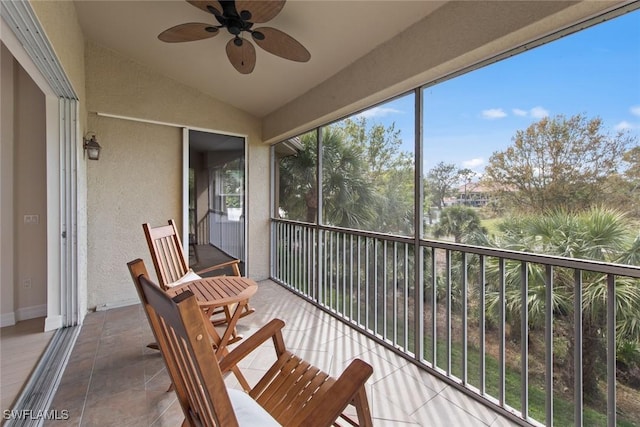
[353, 387, 373, 427]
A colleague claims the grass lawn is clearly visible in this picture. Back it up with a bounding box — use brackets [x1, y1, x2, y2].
[422, 336, 637, 426]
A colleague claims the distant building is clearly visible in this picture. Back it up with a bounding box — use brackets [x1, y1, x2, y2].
[444, 182, 497, 207]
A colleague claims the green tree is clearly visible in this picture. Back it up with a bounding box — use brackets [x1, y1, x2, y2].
[278, 132, 318, 222]
[278, 119, 414, 234]
[475, 208, 640, 400]
[484, 114, 634, 213]
[433, 205, 486, 243]
[427, 162, 460, 209]
[339, 117, 415, 234]
[321, 127, 377, 227]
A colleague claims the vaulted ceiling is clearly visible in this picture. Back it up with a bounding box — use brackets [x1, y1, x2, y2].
[74, 1, 446, 118]
[73, 0, 633, 141]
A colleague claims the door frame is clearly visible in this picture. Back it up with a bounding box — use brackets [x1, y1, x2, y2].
[182, 127, 248, 271]
[1, 11, 81, 329]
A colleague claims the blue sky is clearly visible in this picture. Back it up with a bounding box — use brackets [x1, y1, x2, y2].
[356, 9, 640, 176]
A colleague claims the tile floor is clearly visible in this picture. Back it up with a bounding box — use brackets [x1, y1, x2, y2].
[45, 280, 519, 426]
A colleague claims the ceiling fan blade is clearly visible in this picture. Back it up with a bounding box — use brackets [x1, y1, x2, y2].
[252, 27, 310, 62]
[158, 23, 220, 43]
[226, 38, 256, 74]
[235, 1, 285, 23]
[186, 0, 222, 16]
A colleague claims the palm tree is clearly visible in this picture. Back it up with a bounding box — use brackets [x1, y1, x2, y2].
[433, 205, 487, 243]
[479, 207, 640, 400]
[278, 132, 318, 222]
[278, 128, 376, 227]
[320, 127, 377, 228]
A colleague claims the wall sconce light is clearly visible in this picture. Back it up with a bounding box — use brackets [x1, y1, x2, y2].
[83, 132, 102, 161]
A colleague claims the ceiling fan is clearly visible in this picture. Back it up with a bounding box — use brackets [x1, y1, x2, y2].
[158, 0, 310, 74]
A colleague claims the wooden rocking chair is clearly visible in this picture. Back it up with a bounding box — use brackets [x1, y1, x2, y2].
[128, 259, 373, 427]
[143, 219, 253, 334]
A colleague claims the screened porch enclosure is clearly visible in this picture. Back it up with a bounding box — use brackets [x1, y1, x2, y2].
[271, 219, 640, 426]
[269, 8, 640, 425]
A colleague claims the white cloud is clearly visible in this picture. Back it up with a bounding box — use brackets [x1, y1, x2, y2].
[631, 106, 640, 117]
[530, 106, 549, 119]
[615, 121, 638, 131]
[481, 108, 507, 119]
[512, 108, 528, 117]
[357, 106, 402, 119]
[462, 158, 484, 168]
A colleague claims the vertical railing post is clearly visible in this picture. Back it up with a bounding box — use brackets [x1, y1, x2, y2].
[413, 87, 424, 361]
[357, 235, 362, 324]
[404, 244, 410, 350]
[520, 261, 529, 420]
[545, 265, 554, 426]
[574, 270, 583, 427]
[384, 242, 390, 341]
[374, 239, 379, 335]
[462, 253, 468, 385]
[499, 258, 506, 407]
[315, 127, 323, 304]
[431, 247, 437, 367]
[391, 241, 396, 342]
[365, 237, 370, 330]
[446, 249, 452, 374]
[607, 274, 616, 427]
[479, 255, 486, 395]
[349, 234, 354, 321]
[342, 232, 347, 315]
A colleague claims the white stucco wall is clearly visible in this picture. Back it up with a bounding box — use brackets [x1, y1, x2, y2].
[84, 41, 269, 309]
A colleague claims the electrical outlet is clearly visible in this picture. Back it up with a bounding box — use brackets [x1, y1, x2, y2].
[23, 279, 32, 289]
[24, 214, 39, 224]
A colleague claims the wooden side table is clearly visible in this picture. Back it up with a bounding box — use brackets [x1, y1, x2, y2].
[167, 276, 257, 355]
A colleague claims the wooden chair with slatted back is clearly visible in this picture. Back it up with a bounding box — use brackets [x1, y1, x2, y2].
[128, 258, 374, 427]
[142, 219, 254, 330]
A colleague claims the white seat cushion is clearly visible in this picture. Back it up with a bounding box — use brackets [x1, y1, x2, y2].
[166, 269, 201, 288]
[228, 388, 281, 426]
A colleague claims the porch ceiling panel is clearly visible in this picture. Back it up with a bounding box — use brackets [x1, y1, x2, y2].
[73, 0, 445, 118]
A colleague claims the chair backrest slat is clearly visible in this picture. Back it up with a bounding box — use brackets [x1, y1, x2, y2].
[128, 259, 238, 427]
[143, 219, 189, 289]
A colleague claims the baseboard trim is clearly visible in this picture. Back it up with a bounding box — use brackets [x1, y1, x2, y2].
[15, 304, 47, 322]
[95, 298, 139, 311]
[1, 311, 16, 327]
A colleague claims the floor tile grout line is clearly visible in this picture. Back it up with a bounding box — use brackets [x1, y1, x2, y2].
[430, 384, 498, 426]
[77, 313, 106, 427]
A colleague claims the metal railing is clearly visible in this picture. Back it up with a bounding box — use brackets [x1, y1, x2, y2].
[270, 218, 640, 426]
[210, 209, 245, 261]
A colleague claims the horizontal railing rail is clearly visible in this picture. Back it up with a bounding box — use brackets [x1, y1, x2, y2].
[270, 218, 640, 427]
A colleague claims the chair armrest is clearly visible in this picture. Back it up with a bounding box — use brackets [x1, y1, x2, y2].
[303, 358, 373, 427]
[219, 318, 286, 373]
[195, 259, 241, 276]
